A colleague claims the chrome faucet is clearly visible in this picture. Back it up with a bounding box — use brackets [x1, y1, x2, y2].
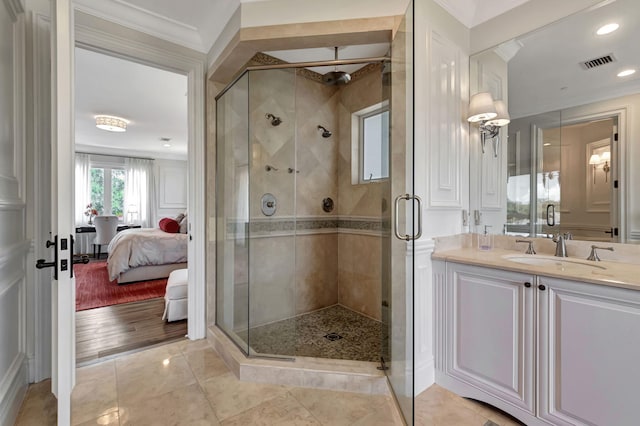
[587, 245, 614, 261]
[553, 233, 567, 257]
[516, 239, 536, 255]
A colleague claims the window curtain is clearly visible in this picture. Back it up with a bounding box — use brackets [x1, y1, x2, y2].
[75, 153, 91, 225]
[124, 158, 153, 227]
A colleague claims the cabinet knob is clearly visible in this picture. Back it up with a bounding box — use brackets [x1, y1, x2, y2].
[524, 282, 531, 288]
[538, 284, 546, 291]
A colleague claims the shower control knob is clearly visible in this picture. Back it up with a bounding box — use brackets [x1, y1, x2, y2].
[261, 193, 277, 216]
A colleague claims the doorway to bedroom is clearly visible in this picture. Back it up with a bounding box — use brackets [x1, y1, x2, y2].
[73, 47, 189, 364]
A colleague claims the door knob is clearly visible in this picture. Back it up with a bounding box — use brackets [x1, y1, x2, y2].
[36, 235, 58, 280]
[36, 259, 56, 269]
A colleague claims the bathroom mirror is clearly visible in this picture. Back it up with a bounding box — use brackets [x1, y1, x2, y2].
[470, 0, 640, 243]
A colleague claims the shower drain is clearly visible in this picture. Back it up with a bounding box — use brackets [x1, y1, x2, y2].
[324, 332, 343, 341]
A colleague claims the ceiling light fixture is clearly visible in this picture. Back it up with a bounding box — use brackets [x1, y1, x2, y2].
[596, 23, 619, 35]
[160, 137, 172, 148]
[617, 69, 636, 77]
[95, 115, 128, 132]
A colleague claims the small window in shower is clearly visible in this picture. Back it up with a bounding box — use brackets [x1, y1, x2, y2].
[353, 102, 389, 183]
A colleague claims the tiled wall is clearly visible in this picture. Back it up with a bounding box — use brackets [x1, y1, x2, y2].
[216, 64, 387, 330]
[337, 69, 386, 321]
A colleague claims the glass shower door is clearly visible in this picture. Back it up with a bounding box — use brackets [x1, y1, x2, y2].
[534, 123, 561, 237]
[383, 1, 415, 423]
[247, 68, 297, 358]
[215, 73, 250, 353]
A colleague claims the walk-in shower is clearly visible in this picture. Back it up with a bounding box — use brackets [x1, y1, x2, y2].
[215, 52, 392, 362]
[213, 7, 415, 421]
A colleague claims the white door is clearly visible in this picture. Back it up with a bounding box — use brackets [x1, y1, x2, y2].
[51, 0, 76, 424]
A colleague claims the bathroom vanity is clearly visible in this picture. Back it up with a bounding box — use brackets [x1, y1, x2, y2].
[432, 241, 640, 426]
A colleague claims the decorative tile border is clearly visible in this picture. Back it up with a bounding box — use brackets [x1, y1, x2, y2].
[226, 216, 388, 238]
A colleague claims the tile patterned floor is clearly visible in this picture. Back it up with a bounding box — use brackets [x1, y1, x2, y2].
[14, 338, 524, 425]
[237, 305, 382, 362]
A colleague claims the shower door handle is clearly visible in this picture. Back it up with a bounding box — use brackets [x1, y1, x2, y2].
[546, 204, 555, 227]
[393, 194, 422, 241]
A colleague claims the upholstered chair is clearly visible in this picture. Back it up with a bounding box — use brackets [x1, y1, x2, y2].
[93, 215, 118, 259]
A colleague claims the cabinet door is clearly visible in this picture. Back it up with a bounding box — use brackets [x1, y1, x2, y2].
[447, 263, 535, 413]
[538, 277, 640, 426]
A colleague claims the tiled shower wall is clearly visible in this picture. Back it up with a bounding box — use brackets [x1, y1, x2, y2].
[336, 69, 386, 321]
[221, 65, 386, 330]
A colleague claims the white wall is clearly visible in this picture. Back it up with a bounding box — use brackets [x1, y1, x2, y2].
[0, 2, 29, 425]
[413, 0, 470, 394]
[153, 159, 188, 226]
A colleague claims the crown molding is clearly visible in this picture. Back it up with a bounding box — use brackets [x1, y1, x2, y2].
[73, 0, 205, 52]
[75, 144, 188, 161]
[3, 0, 24, 22]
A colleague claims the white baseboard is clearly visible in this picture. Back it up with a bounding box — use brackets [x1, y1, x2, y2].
[414, 356, 435, 395]
[0, 354, 29, 426]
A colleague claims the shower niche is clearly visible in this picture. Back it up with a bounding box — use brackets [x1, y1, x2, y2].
[215, 58, 391, 362]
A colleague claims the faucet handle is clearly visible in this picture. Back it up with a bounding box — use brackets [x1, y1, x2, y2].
[586, 245, 614, 261]
[564, 232, 573, 240]
[516, 239, 536, 255]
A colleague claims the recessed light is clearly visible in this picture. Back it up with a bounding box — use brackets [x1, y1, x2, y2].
[597, 23, 619, 35]
[163, 143, 172, 148]
[543, 143, 551, 146]
[617, 69, 636, 77]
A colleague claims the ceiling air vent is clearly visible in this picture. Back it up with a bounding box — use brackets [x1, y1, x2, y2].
[580, 54, 616, 70]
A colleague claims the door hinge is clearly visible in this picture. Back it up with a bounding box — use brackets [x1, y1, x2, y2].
[614, 180, 619, 188]
[614, 227, 619, 236]
[614, 133, 619, 142]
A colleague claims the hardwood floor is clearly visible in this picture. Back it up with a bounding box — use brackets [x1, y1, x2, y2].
[76, 297, 187, 365]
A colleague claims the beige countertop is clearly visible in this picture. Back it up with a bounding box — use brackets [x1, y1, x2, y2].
[432, 247, 640, 292]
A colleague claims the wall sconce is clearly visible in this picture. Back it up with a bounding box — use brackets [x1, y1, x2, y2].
[468, 92, 511, 157]
[589, 151, 611, 184]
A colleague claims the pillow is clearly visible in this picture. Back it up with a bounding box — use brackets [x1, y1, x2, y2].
[174, 212, 185, 223]
[179, 214, 188, 234]
[159, 217, 180, 233]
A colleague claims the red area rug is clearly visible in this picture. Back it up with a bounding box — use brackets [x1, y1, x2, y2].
[75, 261, 167, 311]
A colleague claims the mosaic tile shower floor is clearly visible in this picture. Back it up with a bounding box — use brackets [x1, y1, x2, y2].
[237, 305, 382, 362]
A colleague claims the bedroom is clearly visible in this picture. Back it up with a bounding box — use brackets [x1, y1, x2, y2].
[73, 47, 190, 364]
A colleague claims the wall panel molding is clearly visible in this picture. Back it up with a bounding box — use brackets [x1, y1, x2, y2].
[427, 30, 464, 209]
[414, 239, 435, 394]
[158, 165, 188, 209]
[2, 0, 24, 22]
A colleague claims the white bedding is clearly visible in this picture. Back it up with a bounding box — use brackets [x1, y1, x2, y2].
[107, 228, 188, 281]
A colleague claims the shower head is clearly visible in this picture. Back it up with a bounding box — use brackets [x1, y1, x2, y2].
[322, 47, 351, 86]
[322, 71, 351, 86]
[266, 113, 282, 126]
[317, 125, 332, 138]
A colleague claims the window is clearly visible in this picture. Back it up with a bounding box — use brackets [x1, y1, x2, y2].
[352, 102, 389, 184]
[90, 166, 125, 220]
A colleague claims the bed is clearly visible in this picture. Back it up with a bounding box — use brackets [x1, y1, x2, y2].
[107, 228, 188, 284]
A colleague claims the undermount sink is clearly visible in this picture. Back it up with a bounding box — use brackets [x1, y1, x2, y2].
[502, 254, 607, 270]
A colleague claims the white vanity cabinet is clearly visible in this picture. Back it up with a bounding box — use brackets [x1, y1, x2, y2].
[440, 262, 535, 414]
[434, 260, 640, 426]
[538, 276, 640, 426]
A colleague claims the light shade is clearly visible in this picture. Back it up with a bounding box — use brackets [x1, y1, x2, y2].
[468, 92, 497, 123]
[589, 154, 601, 165]
[95, 115, 128, 132]
[486, 100, 511, 127]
